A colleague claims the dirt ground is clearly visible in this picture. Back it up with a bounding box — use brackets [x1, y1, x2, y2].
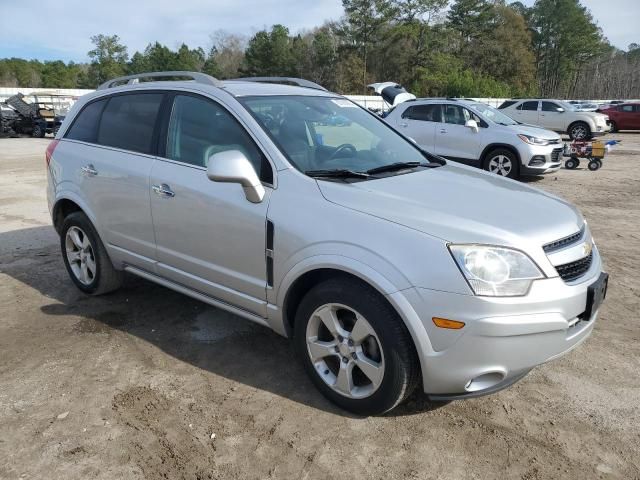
[0, 135, 639, 480]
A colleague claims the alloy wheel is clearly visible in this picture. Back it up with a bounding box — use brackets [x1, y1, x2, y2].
[65, 226, 96, 285]
[488, 154, 513, 176]
[305, 303, 385, 399]
[571, 124, 588, 139]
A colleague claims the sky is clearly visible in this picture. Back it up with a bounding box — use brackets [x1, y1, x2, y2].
[0, 0, 637, 63]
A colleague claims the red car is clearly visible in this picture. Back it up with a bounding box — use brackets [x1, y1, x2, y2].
[598, 103, 640, 132]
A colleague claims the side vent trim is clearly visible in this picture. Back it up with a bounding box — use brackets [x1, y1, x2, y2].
[266, 220, 275, 287]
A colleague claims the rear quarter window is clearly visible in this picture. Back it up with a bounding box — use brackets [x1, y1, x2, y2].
[97, 93, 164, 154]
[65, 98, 108, 142]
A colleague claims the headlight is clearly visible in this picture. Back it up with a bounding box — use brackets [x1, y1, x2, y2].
[517, 134, 551, 146]
[449, 245, 545, 296]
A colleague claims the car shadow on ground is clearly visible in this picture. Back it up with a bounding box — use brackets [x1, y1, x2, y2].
[0, 225, 448, 418]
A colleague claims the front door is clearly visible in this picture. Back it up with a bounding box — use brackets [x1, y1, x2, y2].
[150, 93, 273, 316]
[435, 104, 482, 163]
[540, 101, 566, 131]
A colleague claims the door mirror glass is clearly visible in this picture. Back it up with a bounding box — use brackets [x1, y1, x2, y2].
[206, 150, 265, 203]
[465, 119, 479, 133]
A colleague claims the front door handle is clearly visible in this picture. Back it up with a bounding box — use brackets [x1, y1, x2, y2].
[81, 164, 98, 176]
[440, 129, 447, 134]
[399, 122, 408, 127]
[152, 183, 175, 198]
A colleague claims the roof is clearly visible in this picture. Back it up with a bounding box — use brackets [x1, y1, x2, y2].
[221, 80, 336, 98]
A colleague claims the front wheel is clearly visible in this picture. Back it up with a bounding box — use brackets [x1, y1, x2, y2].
[32, 124, 45, 138]
[484, 148, 520, 179]
[568, 122, 591, 140]
[294, 278, 419, 415]
[565, 158, 579, 170]
[588, 160, 601, 171]
[609, 121, 618, 133]
[60, 211, 123, 295]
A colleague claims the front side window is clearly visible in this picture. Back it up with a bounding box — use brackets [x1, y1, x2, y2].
[165, 95, 269, 181]
[518, 101, 539, 111]
[443, 105, 468, 125]
[541, 101, 561, 112]
[97, 93, 163, 154]
[240, 95, 429, 174]
[621, 105, 634, 112]
[65, 98, 108, 143]
[402, 104, 442, 122]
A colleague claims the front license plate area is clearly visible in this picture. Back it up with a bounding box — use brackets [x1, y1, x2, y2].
[583, 272, 609, 320]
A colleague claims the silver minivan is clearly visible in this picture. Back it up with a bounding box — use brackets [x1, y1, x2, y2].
[47, 72, 608, 415]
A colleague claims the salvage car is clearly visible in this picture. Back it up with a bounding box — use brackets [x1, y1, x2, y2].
[383, 98, 563, 179]
[498, 99, 610, 140]
[597, 103, 640, 132]
[47, 72, 608, 415]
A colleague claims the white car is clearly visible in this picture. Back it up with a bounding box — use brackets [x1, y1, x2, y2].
[498, 99, 610, 140]
[383, 98, 563, 179]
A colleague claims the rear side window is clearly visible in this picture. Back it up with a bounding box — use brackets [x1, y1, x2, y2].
[498, 100, 517, 109]
[65, 99, 107, 142]
[402, 104, 442, 122]
[97, 93, 163, 154]
[518, 101, 539, 111]
[621, 105, 634, 112]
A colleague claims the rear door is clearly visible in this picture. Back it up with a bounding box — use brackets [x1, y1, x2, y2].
[395, 104, 440, 151]
[63, 92, 163, 271]
[540, 101, 566, 131]
[513, 101, 539, 125]
[149, 93, 273, 316]
[633, 105, 640, 129]
[434, 104, 482, 163]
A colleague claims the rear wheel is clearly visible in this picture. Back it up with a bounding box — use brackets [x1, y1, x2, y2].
[294, 277, 419, 415]
[568, 122, 591, 140]
[60, 211, 123, 295]
[588, 159, 601, 171]
[32, 124, 45, 138]
[484, 148, 520, 179]
[609, 121, 618, 133]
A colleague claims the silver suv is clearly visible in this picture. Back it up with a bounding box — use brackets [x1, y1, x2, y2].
[384, 98, 563, 179]
[47, 72, 608, 415]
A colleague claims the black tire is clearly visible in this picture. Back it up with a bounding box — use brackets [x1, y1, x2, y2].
[483, 148, 520, 179]
[60, 211, 123, 295]
[568, 122, 591, 140]
[32, 125, 45, 138]
[609, 121, 618, 133]
[564, 158, 579, 170]
[588, 160, 600, 171]
[294, 277, 420, 416]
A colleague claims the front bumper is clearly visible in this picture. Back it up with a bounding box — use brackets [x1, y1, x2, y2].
[517, 143, 563, 176]
[390, 250, 603, 397]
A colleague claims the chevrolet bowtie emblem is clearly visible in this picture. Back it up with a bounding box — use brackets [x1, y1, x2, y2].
[584, 241, 593, 256]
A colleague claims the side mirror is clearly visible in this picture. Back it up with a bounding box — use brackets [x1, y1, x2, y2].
[557, 107, 565, 113]
[206, 150, 265, 203]
[465, 119, 479, 133]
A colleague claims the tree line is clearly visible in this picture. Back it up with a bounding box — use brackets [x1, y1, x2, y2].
[1, 0, 638, 99]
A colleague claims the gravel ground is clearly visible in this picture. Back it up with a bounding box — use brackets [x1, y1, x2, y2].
[0, 135, 639, 480]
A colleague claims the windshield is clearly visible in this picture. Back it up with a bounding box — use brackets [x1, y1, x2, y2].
[557, 101, 577, 111]
[240, 95, 429, 175]
[468, 103, 518, 126]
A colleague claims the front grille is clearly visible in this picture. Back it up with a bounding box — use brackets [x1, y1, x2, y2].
[551, 147, 563, 162]
[555, 252, 593, 282]
[543, 227, 584, 253]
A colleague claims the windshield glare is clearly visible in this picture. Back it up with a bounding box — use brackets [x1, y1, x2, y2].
[240, 95, 427, 174]
[469, 103, 518, 126]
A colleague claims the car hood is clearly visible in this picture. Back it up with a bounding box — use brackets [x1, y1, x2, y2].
[506, 123, 561, 140]
[317, 164, 583, 247]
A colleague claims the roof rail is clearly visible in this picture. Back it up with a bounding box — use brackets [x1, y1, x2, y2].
[227, 77, 328, 91]
[97, 71, 223, 90]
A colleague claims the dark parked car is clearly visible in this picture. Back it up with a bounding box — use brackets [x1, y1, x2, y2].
[597, 103, 640, 132]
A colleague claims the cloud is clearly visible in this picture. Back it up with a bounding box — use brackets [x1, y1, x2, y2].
[0, 0, 344, 62]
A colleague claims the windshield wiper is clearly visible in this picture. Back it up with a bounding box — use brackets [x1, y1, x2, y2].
[305, 169, 370, 179]
[366, 161, 424, 175]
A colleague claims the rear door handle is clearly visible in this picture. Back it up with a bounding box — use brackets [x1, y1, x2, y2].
[440, 129, 447, 134]
[399, 122, 408, 127]
[152, 183, 175, 198]
[81, 164, 98, 176]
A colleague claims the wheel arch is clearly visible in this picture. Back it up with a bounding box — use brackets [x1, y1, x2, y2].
[568, 119, 592, 135]
[480, 143, 522, 168]
[52, 192, 97, 234]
